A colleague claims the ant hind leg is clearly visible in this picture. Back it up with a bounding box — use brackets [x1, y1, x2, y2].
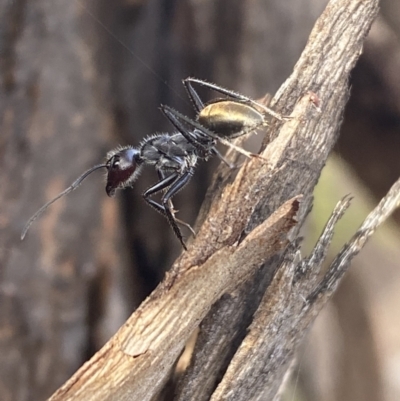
[183, 77, 283, 121]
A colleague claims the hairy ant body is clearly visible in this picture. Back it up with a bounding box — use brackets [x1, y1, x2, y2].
[22, 78, 282, 249]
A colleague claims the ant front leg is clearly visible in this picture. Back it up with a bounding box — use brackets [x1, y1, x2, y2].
[142, 172, 180, 235]
[157, 169, 196, 237]
[143, 171, 192, 250]
[161, 168, 194, 250]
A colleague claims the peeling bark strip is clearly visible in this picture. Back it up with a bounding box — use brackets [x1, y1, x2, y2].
[47, 0, 381, 400]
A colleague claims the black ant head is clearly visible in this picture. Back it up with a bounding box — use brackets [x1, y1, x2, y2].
[21, 146, 142, 241]
[105, 147, 142, 197]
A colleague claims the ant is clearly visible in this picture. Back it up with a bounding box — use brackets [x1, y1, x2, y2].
[21, 78, 282, 250]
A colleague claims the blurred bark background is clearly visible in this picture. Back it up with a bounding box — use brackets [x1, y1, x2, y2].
[0, 0, 399, 400]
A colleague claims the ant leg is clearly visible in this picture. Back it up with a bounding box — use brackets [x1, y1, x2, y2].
[143, 172, 192, 249]
[143, 172, 179, 224]
[161, 169, 194, 250]
[217, 138, 259, 160]
[143, 173, 178, 198]
[160, 105, 211, 151]
[145, 197, 196, 237]
[161, 105, 258, 160]
[175, 218, 196, 237]
[182, 78, 204, 113]
[184, 77, 283, 121]
[211, 147, 237, 169]
[157, 169, 196, 237]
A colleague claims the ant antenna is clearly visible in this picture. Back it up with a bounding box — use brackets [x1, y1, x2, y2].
[21, 163, 107, 240]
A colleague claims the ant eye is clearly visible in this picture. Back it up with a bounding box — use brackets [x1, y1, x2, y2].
[108, 155, 120, 168]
